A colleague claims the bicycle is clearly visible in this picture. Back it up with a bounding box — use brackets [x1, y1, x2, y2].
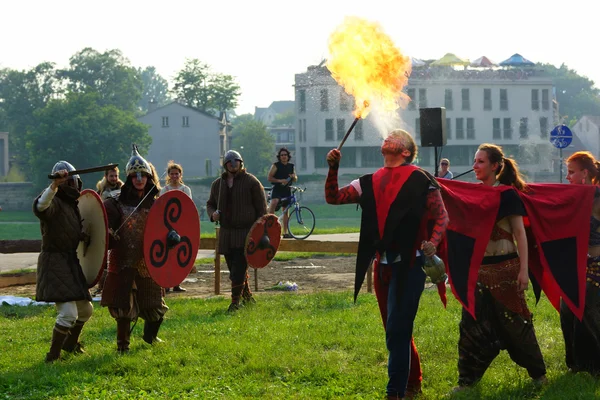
[267, 186, 316, 240]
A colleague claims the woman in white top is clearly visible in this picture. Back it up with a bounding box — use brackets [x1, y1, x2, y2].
[159, 161, 193, 292]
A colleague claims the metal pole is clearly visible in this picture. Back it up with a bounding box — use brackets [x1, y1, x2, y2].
[559, 148, 563, 183]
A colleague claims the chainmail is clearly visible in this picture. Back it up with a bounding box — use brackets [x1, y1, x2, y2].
[108, 204, 151, 278]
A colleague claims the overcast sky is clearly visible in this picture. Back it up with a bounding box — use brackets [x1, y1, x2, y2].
[2, 0, 597, 115]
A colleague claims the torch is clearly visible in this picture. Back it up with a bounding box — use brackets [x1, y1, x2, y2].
[337, 101, 368, 151]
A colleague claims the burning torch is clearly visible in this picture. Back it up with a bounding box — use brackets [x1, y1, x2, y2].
[337, 101, 369, 151]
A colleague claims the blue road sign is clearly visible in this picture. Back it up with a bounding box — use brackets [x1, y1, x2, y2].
[550, 125, 573, 149]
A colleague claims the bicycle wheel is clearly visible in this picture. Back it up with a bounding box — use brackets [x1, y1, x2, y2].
[287, 206, 316, 240]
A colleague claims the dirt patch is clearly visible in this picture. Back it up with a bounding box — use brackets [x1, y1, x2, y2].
[0, 256, 362, 299]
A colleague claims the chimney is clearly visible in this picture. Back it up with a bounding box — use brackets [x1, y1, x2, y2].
[148, 98, 158, 113]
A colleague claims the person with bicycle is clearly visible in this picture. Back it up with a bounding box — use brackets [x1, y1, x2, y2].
[325, 129, 449, 400]
[267, 147, 297, 239]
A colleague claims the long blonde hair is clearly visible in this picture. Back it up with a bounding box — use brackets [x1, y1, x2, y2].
[165, 160, 184, 186]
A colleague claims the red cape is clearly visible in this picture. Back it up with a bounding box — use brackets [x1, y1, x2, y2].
[438, 179, 595, 320]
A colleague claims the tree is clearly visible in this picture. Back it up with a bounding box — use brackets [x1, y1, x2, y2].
[0, 62, 61, 171]
[231, 115, 274, 177]
[272, 110, 295, 127]
[172, 59, 241, 115]
[26, 92, 151, 190]
[138, 66, 170, 113]
[538, 63, 600, 124]
[59, 48, 142, 112]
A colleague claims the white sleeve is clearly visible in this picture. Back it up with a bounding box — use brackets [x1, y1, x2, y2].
[350, 179, 362, 196]
[37, 185, 58, 212]
[184, 186, 192, 199]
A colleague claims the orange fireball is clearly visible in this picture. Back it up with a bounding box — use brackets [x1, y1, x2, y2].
[327, 16, 411, 119]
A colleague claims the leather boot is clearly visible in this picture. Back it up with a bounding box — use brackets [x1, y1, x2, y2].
[63, 320, 86, 354]
[45, 324, 69, 363]
[143, 318, 164, 344]
[116, 318, 131, 353]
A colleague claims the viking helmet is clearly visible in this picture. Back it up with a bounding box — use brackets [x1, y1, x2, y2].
[223, 150, 243, 166]
[51, 160, 82, 190]
[126, 144, 152, 177]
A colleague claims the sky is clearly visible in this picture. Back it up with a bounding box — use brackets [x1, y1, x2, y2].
[2, 0, 598, 116]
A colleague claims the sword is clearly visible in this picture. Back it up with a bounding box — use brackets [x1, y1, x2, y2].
[48, 164, 119, 179]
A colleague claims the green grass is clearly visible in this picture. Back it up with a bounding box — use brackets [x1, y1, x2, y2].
[1, 290, 598, 399]
[0, 211, 37, 223]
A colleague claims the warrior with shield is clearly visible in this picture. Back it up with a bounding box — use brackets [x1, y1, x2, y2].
[100, 146, 167, 353]
[207, 150, 268, 312]
[325, 130, 449, 400]
[34, 161, 93, 362]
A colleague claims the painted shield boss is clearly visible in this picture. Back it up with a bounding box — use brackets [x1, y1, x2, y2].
[76, 189, 109, 287]
[144, 190, 200, 288]
[245, 214, 282, 269]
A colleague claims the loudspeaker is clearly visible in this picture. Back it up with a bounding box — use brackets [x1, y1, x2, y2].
[419, 107, 447, 147]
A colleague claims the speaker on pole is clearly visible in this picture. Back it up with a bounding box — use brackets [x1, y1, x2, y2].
[419, 107, 447, 148]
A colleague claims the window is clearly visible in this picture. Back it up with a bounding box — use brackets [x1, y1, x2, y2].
[219, 135, 224, 156]
[355, 119, 364, 140]
[340, 89, 349, 111]
[531, 89, 539, 110]
[519, 118, 529, 138]
[493, 118, 501, 139]
[289, 132, 295, 142]
[415, 118, 421, 138]
[182, 116, 189, 127]
[456, 118, 464, 139]
[467, 118, 475, 139]
[542, 89, 549, 110]
[362, 147, 383, 167]
[483, 89, 492, 111]
[540, 117, 548, 138]
[300, 148, 307, 170]
[299, 90, 306, 112]
[298, 119, 303, 142]
[407, 88, 416, 110]
[444, 89, 453, 110]
[500, 89, 508, 110]
[303, 119, 307, 141]
[446, 118, 452, 139]
[418, 89, 427, 108]
[503, 118, 512, 139]
[336, 118, 346, 140]
[161, 116, 169, 127]
[461, 89, 470, 110]
[315, 147, 356, 168]
[320, 89, 329, 111]
[325, 119, 334, 141]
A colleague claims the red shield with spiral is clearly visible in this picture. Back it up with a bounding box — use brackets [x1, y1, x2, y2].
[245, 214, 282, 269]
[144, 190, 200, 287]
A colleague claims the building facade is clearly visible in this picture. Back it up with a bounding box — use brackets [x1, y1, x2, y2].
[255, 101, 295, 155]
[294, 65, 559, 179]
[138, 102, 228, 178]
[571, 115, 600, 159]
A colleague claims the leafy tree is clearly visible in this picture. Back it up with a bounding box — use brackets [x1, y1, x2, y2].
[538, 63, 600, 124]
[138, 66, 170, 113]
[26, 92, 151, 190]
[271, 110, 295, 127]
[59, 48, 142, 112]
[0, 62, 61, 171]
[172, 59, 240, 115]
[231, 115, 274, 176]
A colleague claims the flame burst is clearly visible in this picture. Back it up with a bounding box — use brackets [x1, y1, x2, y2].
[327, 17, 411, 119]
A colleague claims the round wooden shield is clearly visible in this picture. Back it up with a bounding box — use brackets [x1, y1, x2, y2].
[245, 214, 282, 269]
[144, 190, 200, 288]
[76, 189, 109, 288]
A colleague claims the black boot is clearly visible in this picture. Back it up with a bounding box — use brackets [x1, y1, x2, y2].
[45, 324, 69, 363]
[62, 320, 86, 354]
[116, 318, 131, 353]
[143, 318, 164, 344]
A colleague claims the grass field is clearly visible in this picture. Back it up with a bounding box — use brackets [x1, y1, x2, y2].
[0, 290, 599, 399]
[0, 204, 361, 240]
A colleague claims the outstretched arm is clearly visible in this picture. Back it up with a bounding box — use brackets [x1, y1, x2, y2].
[324, 149, 360, 205]
[421, 189, 449, 256]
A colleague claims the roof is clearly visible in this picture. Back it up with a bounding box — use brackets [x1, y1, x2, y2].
[254, 107, 268, 120]
[268, 101, 294, 114]
[581, 116, 600, 127]
[139, 101, 219, 120]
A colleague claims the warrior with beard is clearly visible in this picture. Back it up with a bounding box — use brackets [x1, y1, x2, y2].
[96, 166, 123, 201]
[100, 145, 166, 353]
[34, 161, 93, 362]
[325, 129, 449, 400]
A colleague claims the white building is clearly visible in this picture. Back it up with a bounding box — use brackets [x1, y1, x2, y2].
[294, 64, 559, 178]
[571, 116, 600, 158]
